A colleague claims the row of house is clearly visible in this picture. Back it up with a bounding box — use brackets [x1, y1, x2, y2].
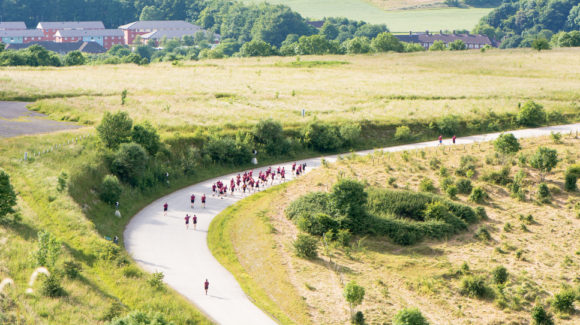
[394, 31, 494, 50]
[0, 20, 219, 52]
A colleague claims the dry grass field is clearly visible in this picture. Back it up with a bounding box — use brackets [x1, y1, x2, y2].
[1, 48, 580, 132]
[212, 134, 580, 324]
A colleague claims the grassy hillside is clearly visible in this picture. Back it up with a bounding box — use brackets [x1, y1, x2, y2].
[209, 134, 580, 324]
[240, 0, 491, 31]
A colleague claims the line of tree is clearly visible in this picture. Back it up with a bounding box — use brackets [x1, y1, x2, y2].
[474, 0, 580, 48]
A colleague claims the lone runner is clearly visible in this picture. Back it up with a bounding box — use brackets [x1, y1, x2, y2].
[204, 279, 209, 295]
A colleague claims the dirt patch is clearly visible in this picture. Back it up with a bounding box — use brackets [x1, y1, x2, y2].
[0, 101, 80, 138]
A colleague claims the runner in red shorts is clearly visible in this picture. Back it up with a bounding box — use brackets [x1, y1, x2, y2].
[201, 194, 206, 208]
[163, 202, 168, 216]
[185, 214, 190, 229]
[193, 214, 197, 230]
[204, 279, 209, 295]
[190, 194, 195, 208]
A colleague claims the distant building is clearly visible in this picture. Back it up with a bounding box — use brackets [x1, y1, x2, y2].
[118, 20, 204, 45]
[140, 29, 220, 46]
[0, 22, 27, 30]
[395, 31, 493, 50]
[55, 29, 124, 49]
[5, 41, 107, 54]
[0, 30, 44, 44]
[307, 21, 324, 29]
[37, 21, 105, 41]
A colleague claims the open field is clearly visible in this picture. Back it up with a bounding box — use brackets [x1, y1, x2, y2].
[1, 49, 579, 133]
[240, 0, 491, 31]
[209, 134, 580, 324]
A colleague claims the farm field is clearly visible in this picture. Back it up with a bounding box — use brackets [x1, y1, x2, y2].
[210, 134, 580, 324]
[240, 0, 492, 31]
[1, 48, 580, 134]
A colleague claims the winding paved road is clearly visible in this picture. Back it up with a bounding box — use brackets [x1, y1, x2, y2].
[124, 123, 580, 325]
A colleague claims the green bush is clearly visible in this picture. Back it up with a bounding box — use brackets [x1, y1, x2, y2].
[419, 178, 436, 193]
[64, 50, 86, 66]
[330, 179, 368, 232]
[148, 272, 164, 290]
[475, 207, 488, 220]
[286, 192, 331, 220]
[395, 125, 412, 140]
[494, 133, 521, 156]
[99, 175, 123, 205]
[131, 122, 160, 155]
[481, 166, 511, 186]
[564, 164, 580, 192]
[340, 123, 362, 147]
[353, 311, 365, 325]
[303, 122, 342, 152]
[440, 176, 454, 191]
[456, 155, 477, 177]
[41, 274, 66, 297]
[252, 119, 290, 155]
[63, 260, 82, 279]
[392, 307, 429, 325]
[0, 169, 17, 223]
[531, 305, 554, 325]
[336, 229, 352, 247]
[492, 265, 508, 284]
[34, 231, 61, 268]
[551, 289, 576, 313]
[96, 111, 133, 150]
[446, 185, 458, 199]
[530, 147, 559, 181]
[537, 183, 551, 203]
[56, 171, 68, 193]
[474, 226, 491, 241]
[469, 186, 488, 204]
[297, 213, 340, 236]
[293, 234, 318, 259]
[122, 265, 142, 278]
[436, 114, 460, 136]
[429, 158, 440, 170]
[203, 136, 252, 165]
[111, 143, 149, 186]
[460, 275, 489, 298]
[455, 178, 473, 194]
[517, 101, 546, 127]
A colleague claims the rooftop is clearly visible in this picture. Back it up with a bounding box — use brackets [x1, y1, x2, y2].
[0, 22, 27, 30]
[119, 20, 200, 30]
[0, 30, 44, 37]
[37, 21, 105, 30]
[56, 29, 124, 37]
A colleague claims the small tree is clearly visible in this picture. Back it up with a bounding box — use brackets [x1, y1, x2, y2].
[494, 133, 521, 160]
[448, 39, 466, 50]
[64, 50, 86, 66]
[97, 111, 133, 150]
[344, 281, 365, 321]
[99, 175, 123, 205]
[517, 101, 546, 127]
[429, 40, 446, 51]
[131, 121, 160, 155]
[0, 169, 17, 223]
[394, 126, 412, 140]
[330, 179, 368, 232]
[392, 307, 430, 325]
[551, 289, 576, 314]
[492, 265, 508, 284]
[564, 164, 580, 192]
[532, 38, 550, 51]
[529, 147, 558, 181]
[252, 119, 289, 155]
[41, 274, 66, 297]
[111, 143, 149, 186]
[531, 305, 554, 325]
[293, 234, 318, 259]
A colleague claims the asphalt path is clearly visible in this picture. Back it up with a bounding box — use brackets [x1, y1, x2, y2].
[125, 123, 580, 325]
[0, 101, 80, 138]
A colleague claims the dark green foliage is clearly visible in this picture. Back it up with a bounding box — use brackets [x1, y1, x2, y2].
[475, 207, 488, 220]
[203, 136, 252, 165]
[460, 275, 489, 298]
[148, 271, 164, 290]
[286, 192, 332, 220]
[424, 201, 467, 230]
[517, 101, 546, 127]
[564, 164, 580, 192]
[474, 226, 491, 241]
[41, 274, 66, 297]
[97, 112, 133, 150]
[418, 178, 436, 193]
[531, 305, 554, 325]
[111, 143, 149, 186]
[492, 265, 508, 284]
[297, 213, 340, 236]
[131, 122, 160, 155]
[293, 234, 318, 259]
[532, 38, 551, 51]
[482, 166, 511, 186]
[336, 229, 352, 247]
[99, 175, 123, 205]
[100, 301, 124, 321]
[551, 30, 580, 47]
[446, 185, 458, 199]
[371, 32, 404, 52]
[469, 186, 488, 203]
[239, 39, 276, 57]
[429, 158, 440, 170]
[109, 311, 172, 325]
[537, 183, 551, 203]
[339, 123, 362, 147]
[57, 171, 68, 192]
[456, 178, 473, 194]
[494, 133, 521, 156]
[0, 45, 61, 67]
[64, 50, 86, 66]
[353, 311, 365, 325]
[436, 114, 460, 136]
[448, 39, 467, 50]
[303, 122, 342, 152]
[252, 119, 289, 155]
[392, 307, 430, 325]
[63, 260, 82, 279]
[0, 169, 17, 222]
[530, 147, 558, 181]
[343, 37, 372, 54]
[551, 289, 576, 313]
[330, 179, 368, 232]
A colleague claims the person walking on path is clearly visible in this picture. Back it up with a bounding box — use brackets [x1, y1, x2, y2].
[201, 194, 206, 208]
[204, 279, 209, 295]
[452, 135, 456, 144]
[438, 135, 443, 145]
[193, 215, 198, 230]
[185, 214, 190, 229]
[163, 202, 168, 216]
[190, 194, 195, 209]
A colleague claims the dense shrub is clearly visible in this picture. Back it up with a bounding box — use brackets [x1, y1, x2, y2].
[63, 260, 82, 279]
[336, 229, 352, 247]
[252, 119, 290, 155]
[531, 305, 554, 325]
[446, 185, 458, 199]
[482, 166, 511, 186]
[303, 122, 342, 152]
[494, 133, 521, 157]
[286, 192, 332, 220]
[455, 178, 473, 194]
[460, 275, 489, 298]
[537, 183, 551, 203]
[293, 234, 318, 259]
[131, 122, 160, 155]
[469, 186, 488, 203]
[530, 147, 559, 181]
[203, 136, 252, 165]
[392, 307, 429, 325]
[99, 175, 123, 205]
[551, 289, 576, 313]
[148, 271, 164, 290]
[456, 155, 477, 177]
[395, 126, 412, 140]
[474, 226, 491, 241]
[297, 213, 340, 236]
[436, 114, 460, 136]
[330, 179, 368, 232]
[492, 266, 508, 284]
[0, 169, 17, 223]
[564, 164, 580, 192]
[517, 101, 546, 127]
[64, 50, 86, 66]
[41, 274, 66, 297]
[97, 111, 133, 150]
[424, 201, 467, 230]
[111, 143, 149, 186]
[353, 311, 365, 325]
[419, 178, 436, 193]
[339, 123, 362, 147]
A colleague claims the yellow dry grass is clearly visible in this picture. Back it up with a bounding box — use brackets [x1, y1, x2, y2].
[1, 48, 580, 130]
[216, 134, 580, 324]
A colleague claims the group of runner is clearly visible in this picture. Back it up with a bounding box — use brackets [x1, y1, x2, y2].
[438, 135, 457, 145]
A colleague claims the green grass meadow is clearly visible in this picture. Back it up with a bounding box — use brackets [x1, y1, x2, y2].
[241, 0, 491, 31]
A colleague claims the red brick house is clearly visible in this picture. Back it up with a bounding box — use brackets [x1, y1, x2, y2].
[118, 20, 202, 45]
[36, 21, 105, 42]
[55, 29, 124, 49]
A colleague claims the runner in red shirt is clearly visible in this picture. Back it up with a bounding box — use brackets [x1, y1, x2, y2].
[190, 194, 195, 208]
[204, 279, 209, 295]
[163, 202, 168, 216]
[193, 215, 198, 230]
[452, 135, 456, 144]
[201, 194, 206, 208]
[438, 135, 443, 145]
[185, 214, 190, 229]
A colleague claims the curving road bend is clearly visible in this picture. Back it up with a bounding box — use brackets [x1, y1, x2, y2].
[124, 123, 580, 325]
